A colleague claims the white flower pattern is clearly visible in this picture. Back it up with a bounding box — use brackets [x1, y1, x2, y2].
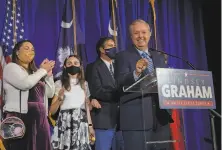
[51, 108, 91, 150]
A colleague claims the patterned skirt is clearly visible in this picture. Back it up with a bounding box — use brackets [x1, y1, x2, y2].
[51, 108, 91, 150]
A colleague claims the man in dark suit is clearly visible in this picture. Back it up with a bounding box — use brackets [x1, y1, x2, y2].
[85, 61, 96, 101]
[89, 37, 124, 150]
[85, 62, 95, 84]
[115, 19, 173, 150]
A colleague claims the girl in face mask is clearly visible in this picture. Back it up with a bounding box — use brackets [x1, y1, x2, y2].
[51, 55, 95, 150]
[2, 40, 55, 150]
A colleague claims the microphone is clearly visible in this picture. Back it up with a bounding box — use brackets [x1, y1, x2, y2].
[149, 48, 196, 70]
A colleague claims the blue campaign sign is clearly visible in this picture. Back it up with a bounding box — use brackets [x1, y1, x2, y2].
[156, 68, 216, 109]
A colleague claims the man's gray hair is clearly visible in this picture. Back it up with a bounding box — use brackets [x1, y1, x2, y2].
[129, 19, 151, 35]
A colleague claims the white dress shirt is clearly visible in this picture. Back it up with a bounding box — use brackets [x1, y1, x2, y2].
[100, 58, 114, 73]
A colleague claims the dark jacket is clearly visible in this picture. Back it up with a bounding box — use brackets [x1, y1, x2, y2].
[115, 45, 173, 130]
[89, 58, 120, 129]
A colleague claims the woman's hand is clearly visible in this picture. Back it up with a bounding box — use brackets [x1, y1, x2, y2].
[58, 88, 65, 102]
[47, 70, 53, 76]
[86, 99, 93, 111]
[40, 58, 55, 72]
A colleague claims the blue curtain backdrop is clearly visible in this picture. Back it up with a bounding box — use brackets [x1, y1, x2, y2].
[0, 0, 212, 150]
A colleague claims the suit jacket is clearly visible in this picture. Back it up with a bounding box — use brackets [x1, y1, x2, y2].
[85, 62, 95, 99]
[115, 45, 173, 131]
[85, 62, 96, 84]
[89, 58, 119, 129]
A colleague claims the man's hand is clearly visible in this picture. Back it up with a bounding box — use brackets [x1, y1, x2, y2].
[91, 99, 101, 109]
[135, 58, 148, 76]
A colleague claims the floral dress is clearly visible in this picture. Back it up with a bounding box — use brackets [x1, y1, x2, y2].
[51, 79, 91, 150]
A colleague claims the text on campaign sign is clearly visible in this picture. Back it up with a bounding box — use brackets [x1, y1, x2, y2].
[156, 68, 215, 109]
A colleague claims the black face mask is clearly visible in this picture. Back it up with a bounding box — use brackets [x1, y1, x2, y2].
[105, 47, 117, 59]
[66, 66, 81, 75]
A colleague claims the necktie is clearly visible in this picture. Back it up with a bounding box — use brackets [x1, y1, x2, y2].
[109, 63, 114, 78]
[141, 52, 154, 73]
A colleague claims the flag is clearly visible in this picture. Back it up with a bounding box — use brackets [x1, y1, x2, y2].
[108, 0, 118, 37]
[54, 0, 84, 78]
[108, 0, 124, 51]
[0, 46, 6, 97]
[0, 0, 25, 147]
[149, 1, 185, 149]
[148, 1, 185, 149]
[1, 0, 25, 63]
[0, 0, 25, 113]
[170, 110, 186, 150]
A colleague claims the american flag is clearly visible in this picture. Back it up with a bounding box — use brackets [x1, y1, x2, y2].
[0, 0, 25, 117]
[1, 0, 25, 62]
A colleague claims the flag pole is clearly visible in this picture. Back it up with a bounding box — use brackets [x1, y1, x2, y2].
[149, 0, 157, 50]
[111, 0, 118, 47]
[149, 2, 184, 149]
[72, 0, 77, 55]
[149, 0, 168, 63]
[13, 0, 17, 45]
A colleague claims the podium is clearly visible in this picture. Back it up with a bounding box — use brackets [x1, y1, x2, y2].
[122, 68, 218, 150]
[122, 71, 186, 149]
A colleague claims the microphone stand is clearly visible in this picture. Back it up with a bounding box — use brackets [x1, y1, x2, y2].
[149, 48, 197, 70]
[149, 48, 221, 150]
[209, 109, 221, 150]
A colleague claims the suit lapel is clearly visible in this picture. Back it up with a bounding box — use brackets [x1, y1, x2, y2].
[98, 59, 116, 87]
[128, 46, 142, 61]
[149, 50, 160, 68]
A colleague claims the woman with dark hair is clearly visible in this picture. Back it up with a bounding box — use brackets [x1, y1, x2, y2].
[50, 55, 95, 150]
[3, 40, 55, 150]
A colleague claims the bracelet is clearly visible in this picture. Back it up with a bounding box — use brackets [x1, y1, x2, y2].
[88, 124, 93, 127]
